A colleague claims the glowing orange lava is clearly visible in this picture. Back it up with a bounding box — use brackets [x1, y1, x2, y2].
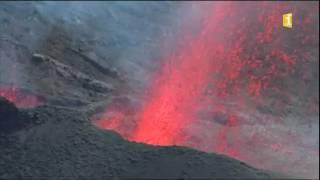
[0, 85, 44, 108]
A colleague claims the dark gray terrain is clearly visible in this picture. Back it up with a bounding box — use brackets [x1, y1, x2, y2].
[0, 97, 273, 179]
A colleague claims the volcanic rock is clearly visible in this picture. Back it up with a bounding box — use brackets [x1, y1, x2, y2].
[0, 97, 20, 132]
[32, 53, 114, 93]
[0, 101, 273, 179]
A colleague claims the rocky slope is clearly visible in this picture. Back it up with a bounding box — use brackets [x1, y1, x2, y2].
[0, 97, 273, 179]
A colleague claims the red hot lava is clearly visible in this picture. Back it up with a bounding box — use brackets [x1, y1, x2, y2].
[129, 4, 232, 145]
[0, 85, 44, 108]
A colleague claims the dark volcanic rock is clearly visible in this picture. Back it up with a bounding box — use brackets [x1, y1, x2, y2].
[0, 102, 272, 179]
[0, 97, 20, 132]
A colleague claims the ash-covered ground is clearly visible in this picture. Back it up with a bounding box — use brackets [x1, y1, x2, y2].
[0, 2, 319, 179]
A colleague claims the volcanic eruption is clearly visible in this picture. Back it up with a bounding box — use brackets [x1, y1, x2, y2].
[0, 1, 318, 179]
[93, 2, 319, 178]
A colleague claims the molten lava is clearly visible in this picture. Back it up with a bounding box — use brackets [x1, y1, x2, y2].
[129, 5, 231, 145]
[0, 85, 44, 108]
